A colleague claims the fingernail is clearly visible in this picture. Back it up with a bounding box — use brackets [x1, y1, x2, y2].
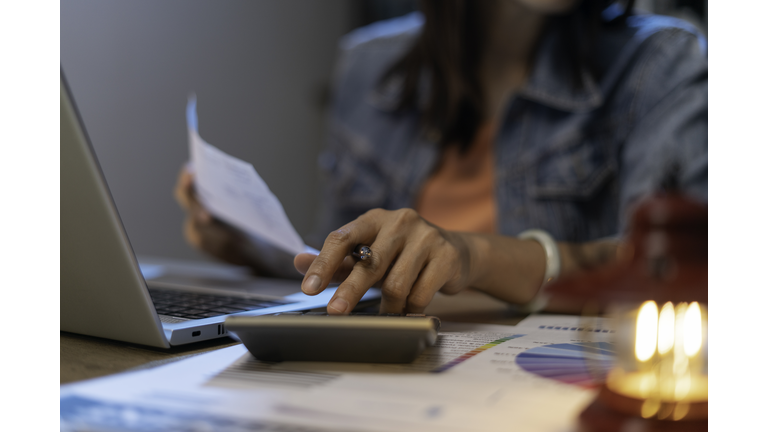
[328, 297, 349, 314]
[303, 275, 321, 294]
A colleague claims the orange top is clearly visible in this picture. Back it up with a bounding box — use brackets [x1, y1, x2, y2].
[415, 122, 498, 234]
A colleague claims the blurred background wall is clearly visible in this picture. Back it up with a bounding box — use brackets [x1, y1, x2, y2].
[61, 0, 707, 263]
[62, 0, 354, 261]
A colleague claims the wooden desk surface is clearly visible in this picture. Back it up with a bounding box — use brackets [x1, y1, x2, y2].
[61, 289, 527, 385]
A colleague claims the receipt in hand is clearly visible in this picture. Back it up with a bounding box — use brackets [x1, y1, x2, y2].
[186, 96, 318, 257]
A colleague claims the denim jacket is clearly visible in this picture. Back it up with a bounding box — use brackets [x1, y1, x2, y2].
[312, 8, 707, 244]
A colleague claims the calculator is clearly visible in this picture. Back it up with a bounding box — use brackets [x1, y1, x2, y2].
[225, 312, 441, 363]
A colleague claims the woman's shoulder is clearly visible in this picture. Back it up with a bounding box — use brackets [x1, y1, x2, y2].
[586, 8, 708, 119]
[601, 3, 707, 50]
[339, 12, 423, 53]
[623, 11, 707, 53]
[331, 13, 422, 100]
[598, 9, 707, 83]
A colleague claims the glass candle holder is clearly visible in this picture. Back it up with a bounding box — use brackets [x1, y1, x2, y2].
[545, 191, 708, 431]
[604, 300, 708, 421]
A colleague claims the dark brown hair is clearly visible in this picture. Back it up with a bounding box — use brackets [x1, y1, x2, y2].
[380, 0, 635, 152]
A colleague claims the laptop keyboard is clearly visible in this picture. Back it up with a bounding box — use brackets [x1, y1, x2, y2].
[148, 288, 290, 320]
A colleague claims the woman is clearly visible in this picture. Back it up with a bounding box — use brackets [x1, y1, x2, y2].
[176, 0, 707, 315]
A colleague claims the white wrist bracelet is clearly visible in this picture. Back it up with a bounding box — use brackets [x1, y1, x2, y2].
[518, 229, 561, 313]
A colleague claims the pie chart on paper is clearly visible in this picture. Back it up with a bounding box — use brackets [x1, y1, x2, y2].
[515, 342, 615, 388]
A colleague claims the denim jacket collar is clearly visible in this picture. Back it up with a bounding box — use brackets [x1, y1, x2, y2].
[368, 16, 604, 115]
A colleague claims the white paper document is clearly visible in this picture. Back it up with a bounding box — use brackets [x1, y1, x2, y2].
[61, 317, 616, 432]
[186, 97, 318, 256]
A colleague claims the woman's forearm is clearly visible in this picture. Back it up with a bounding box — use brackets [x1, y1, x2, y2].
[462, 232, 620, 308]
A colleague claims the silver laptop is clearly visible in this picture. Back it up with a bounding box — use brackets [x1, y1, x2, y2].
[60, 70, 380, 347]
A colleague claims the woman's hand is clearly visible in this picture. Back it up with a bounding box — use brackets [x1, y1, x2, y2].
[292, 207, 625, 315]
[174, 167, 257, 267]
[293, 208, 476, 315]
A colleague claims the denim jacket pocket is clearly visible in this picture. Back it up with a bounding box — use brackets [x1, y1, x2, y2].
[322, 150, 388, 210]
[527, 136, 616, 200]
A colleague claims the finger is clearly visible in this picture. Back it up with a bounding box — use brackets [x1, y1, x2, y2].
[378, 245, 430, 314]
[294, 253, 356, 284]
[294, 253, 316, 275]
[174, 167, 213, 222]
[405, 259, 452, 314]
[192, 203, 212, 224]
[178, 183, 212, 227]
[326, 224, 407, 315]
[174, 167, 195, 209]
[184, 217, 202, 248]
[301, 213, 382, 296]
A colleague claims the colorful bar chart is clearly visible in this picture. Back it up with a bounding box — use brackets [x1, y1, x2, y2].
[432, 334, 525, 373]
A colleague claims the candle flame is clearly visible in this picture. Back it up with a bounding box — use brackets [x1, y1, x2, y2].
[635, 301, 658, 362]
[684, 302, 702, 357]
[657, 302, 675, 355]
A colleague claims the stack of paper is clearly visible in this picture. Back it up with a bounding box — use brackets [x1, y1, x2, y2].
[61, 316, 616, 432]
